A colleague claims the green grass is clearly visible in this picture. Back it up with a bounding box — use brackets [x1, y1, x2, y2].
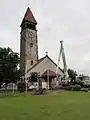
[0, 91, 90, 120]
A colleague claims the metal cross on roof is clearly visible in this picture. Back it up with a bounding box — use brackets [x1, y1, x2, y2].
[46, 51, 48, 56]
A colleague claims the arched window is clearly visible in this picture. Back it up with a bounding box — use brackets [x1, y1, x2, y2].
[31, 60, 33, 65]
[30, 43, 33, 47]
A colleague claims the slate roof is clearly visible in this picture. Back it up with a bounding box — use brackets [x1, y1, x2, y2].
[21, 7, 37, 26]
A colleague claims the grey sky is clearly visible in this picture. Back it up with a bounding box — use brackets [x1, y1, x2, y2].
[0, 0, 90, 75]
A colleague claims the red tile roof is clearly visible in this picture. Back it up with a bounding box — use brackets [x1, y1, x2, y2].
[21, 7, 37, 26]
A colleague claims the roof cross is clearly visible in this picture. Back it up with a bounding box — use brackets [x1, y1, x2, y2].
[45, 51, 48, 56]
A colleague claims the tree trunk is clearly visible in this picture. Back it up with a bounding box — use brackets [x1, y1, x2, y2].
[25, 81, 28, 95]
[12, 83, 15, 95]
[5, 84, 8, 95]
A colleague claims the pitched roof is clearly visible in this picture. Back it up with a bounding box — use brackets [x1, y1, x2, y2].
[46, 55, 63, 72]
[21, 7, 37, 26]
[27, 55, 63, 74]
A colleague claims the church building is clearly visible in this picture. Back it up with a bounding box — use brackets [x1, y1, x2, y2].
[20, 7, 64, 89]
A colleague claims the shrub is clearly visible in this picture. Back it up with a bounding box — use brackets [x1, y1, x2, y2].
[65, 85, 72, 90]
[81, 88, 88, 92]
[17, 81, 25, 92]
[72, 85, 81, 91]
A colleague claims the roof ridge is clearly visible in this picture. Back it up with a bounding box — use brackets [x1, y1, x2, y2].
[46, 55, 63, 72]
[26, 55, 63, 74]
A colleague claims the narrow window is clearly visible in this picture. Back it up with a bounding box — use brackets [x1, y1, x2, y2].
[31, 60, 33, 65]
[30, 43, 33, 47]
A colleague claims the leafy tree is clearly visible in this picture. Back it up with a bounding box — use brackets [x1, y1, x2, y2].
[0, 47, 20, 92]
[30, 72, 38, 82]
[68, 68, 77, 82]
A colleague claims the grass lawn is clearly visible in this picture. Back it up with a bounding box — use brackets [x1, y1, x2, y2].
[0, 91, 90, 120]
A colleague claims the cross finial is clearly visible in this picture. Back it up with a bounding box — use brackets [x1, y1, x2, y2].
[45, 51, 48, 56]
[60, 40, 63, 43]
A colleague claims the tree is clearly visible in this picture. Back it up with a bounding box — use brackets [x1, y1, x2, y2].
[0, 47, 20, 93]
[68, 68, 77, 82]
[30, 72, 38, 82]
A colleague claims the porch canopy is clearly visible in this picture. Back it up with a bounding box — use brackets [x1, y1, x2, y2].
[41, 69, 57, 78]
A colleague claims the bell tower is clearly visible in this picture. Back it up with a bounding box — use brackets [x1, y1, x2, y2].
[20, 7, 38, 76]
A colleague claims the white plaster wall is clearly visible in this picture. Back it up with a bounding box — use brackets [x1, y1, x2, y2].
[26, 56, 63, 77]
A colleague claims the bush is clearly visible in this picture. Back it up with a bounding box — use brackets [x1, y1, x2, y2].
[72, 85, 81, 91]
[81, 88, 88, 92]
[65, 85, 73, 90]
[17, 81, 25, 92]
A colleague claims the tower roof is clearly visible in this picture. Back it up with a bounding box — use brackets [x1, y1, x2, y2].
[21, 7, 37, 26]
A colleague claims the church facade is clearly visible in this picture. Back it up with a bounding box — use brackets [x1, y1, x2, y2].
[20, 7, 64, 88]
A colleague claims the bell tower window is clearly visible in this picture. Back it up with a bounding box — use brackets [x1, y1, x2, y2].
[31, 60, 33, 65]
[21, 23, 36, 31]
[30, 43, 33, 47]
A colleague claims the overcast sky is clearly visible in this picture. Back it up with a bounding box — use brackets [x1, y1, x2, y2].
[0, 0, 90, 75]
